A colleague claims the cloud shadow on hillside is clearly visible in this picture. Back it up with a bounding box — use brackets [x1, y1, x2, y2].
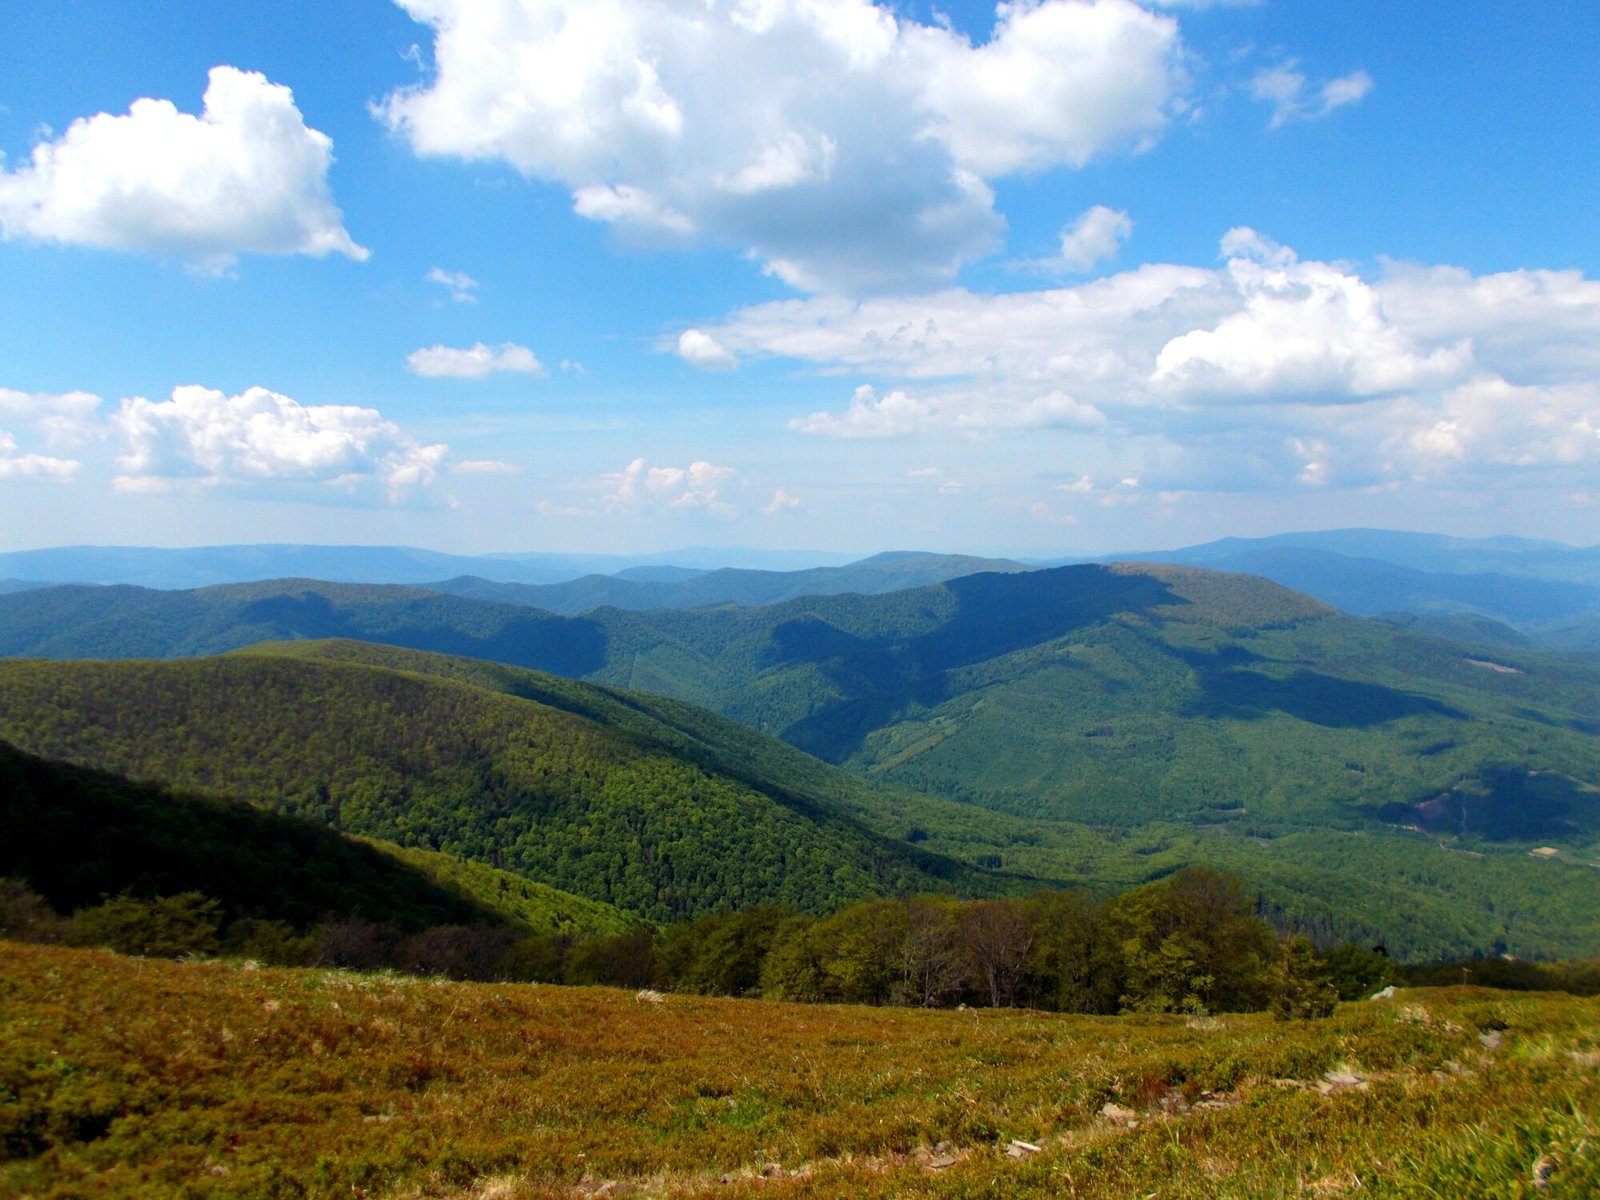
[1172, 644, 1469, 728]
[234, 592, 611, 678]
[771, 566, 1187, 762]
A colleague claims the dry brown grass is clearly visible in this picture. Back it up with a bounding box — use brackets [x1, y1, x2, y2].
[2, 940, 1597, 1198]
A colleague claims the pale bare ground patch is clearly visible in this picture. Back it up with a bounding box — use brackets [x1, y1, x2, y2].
[1465, 658, 1524, 674]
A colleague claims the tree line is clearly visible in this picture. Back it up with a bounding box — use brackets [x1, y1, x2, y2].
[2, 868, 1422, 1018]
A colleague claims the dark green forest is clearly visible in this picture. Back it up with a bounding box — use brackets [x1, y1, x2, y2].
[2, 565, 1595, 851]
[0, 653, 993, 923]
[1, 642, 1597, 958]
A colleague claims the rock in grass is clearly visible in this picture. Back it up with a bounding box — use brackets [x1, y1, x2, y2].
[1317, 1066, 1368, 1094]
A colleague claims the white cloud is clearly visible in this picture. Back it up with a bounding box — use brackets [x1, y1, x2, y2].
[789, 383, 1104, 438]
[406, 342, 545, 378]
[380, 0, 1187, 293]
[1392, 380, 1600, 477]
[1321, 70, 1376, 112]
[112, 384, 446, 499]
[676, 329, 737, 370]
[1376, 264, 1600, 385]
[535, 499, 589, 518]
[691, 231, 1600, 490]
[790, 385, 932, 438]
[572, 184, 695, 238]
[605, 456, 738, 516]
[426, 266, 478, 302]
[452, 459, 520, 474]
[0, 387, 101, 447]
[0, 431, 79, 481]
[905, 0, 1183, 175]
[1058, 205, 1133, 271]
[762, 488, 802, 514]
[1151, 228, 1472, 399]
[1251, 62, 1373, 128]
[0, 388, 99, 482]
[0, 67, 367, 271]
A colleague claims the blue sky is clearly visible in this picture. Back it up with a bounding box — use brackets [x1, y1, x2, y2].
[2, 0, 1597, 557]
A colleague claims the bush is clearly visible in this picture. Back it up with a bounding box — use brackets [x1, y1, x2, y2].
[68, 892, 221, 958]
[0, 878, 67, 944]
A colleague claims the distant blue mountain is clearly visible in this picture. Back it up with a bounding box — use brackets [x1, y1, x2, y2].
[422, 552, 1033, 615]
[0, 544, 854, 591]
[1067, 530, 1600, 641]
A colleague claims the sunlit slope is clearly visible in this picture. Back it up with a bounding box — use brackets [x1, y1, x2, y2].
[0, 652, 995, 922]
[5, 941, 1599, 1199]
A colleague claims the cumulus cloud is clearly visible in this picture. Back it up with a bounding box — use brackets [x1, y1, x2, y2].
[763, 488, 802, 514]
[1058, 205, 1133, 271]
[426, 267, 479, 302]
[406, 342, 545, 378]
[380, 0, 1187, 292]
[112, 384, 446, 499]
[604, 456, 738, 516]
[0, 388, 101, 482]
[906, 0, 1181, 175]
[0, 67, 367, 271]
[1251, 62, 1373, 128]
[691, 230, 1600, 489]
[1393, 380, 1600, 477]
[0, 387, 102, 447]
[676, 329, 737, 370]
[789, 383, 1104, 438]
[1151, 228, 1472, 399]
[0, 432, 80, 481]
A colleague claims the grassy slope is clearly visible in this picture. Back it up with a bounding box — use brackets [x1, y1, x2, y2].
[3, 941, 1598, 1199]
[0, 738, 629, 938]
[0, 653, 996, 923]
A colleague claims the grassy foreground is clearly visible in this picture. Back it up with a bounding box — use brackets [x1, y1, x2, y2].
[2, 942, 1597, 1199]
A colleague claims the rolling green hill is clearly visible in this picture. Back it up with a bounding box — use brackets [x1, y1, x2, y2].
[5, 566, 1600, 956]
[2, 639, 1597, 957]
[4, 565, 1598, 844]
[0, 651, 997, 923]
[530, 563, 1600, 847]
[0, 738, 629, 939]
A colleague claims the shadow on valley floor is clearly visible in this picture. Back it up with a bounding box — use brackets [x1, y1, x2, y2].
[1377, 765, 1597, 842]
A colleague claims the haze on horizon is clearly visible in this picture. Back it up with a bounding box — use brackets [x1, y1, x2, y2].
[3, 1, 1598, 558]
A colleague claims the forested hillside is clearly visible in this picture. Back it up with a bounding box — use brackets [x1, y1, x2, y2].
[2, 640, 1598, 957]
[0, 652, 994, 923]
[0, 738, 630, 941]
[5, 563, 1598, 844]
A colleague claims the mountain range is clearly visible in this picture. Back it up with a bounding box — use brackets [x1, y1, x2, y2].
[6, 531, 1596, 648]
[3, 559, 1598, 958]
